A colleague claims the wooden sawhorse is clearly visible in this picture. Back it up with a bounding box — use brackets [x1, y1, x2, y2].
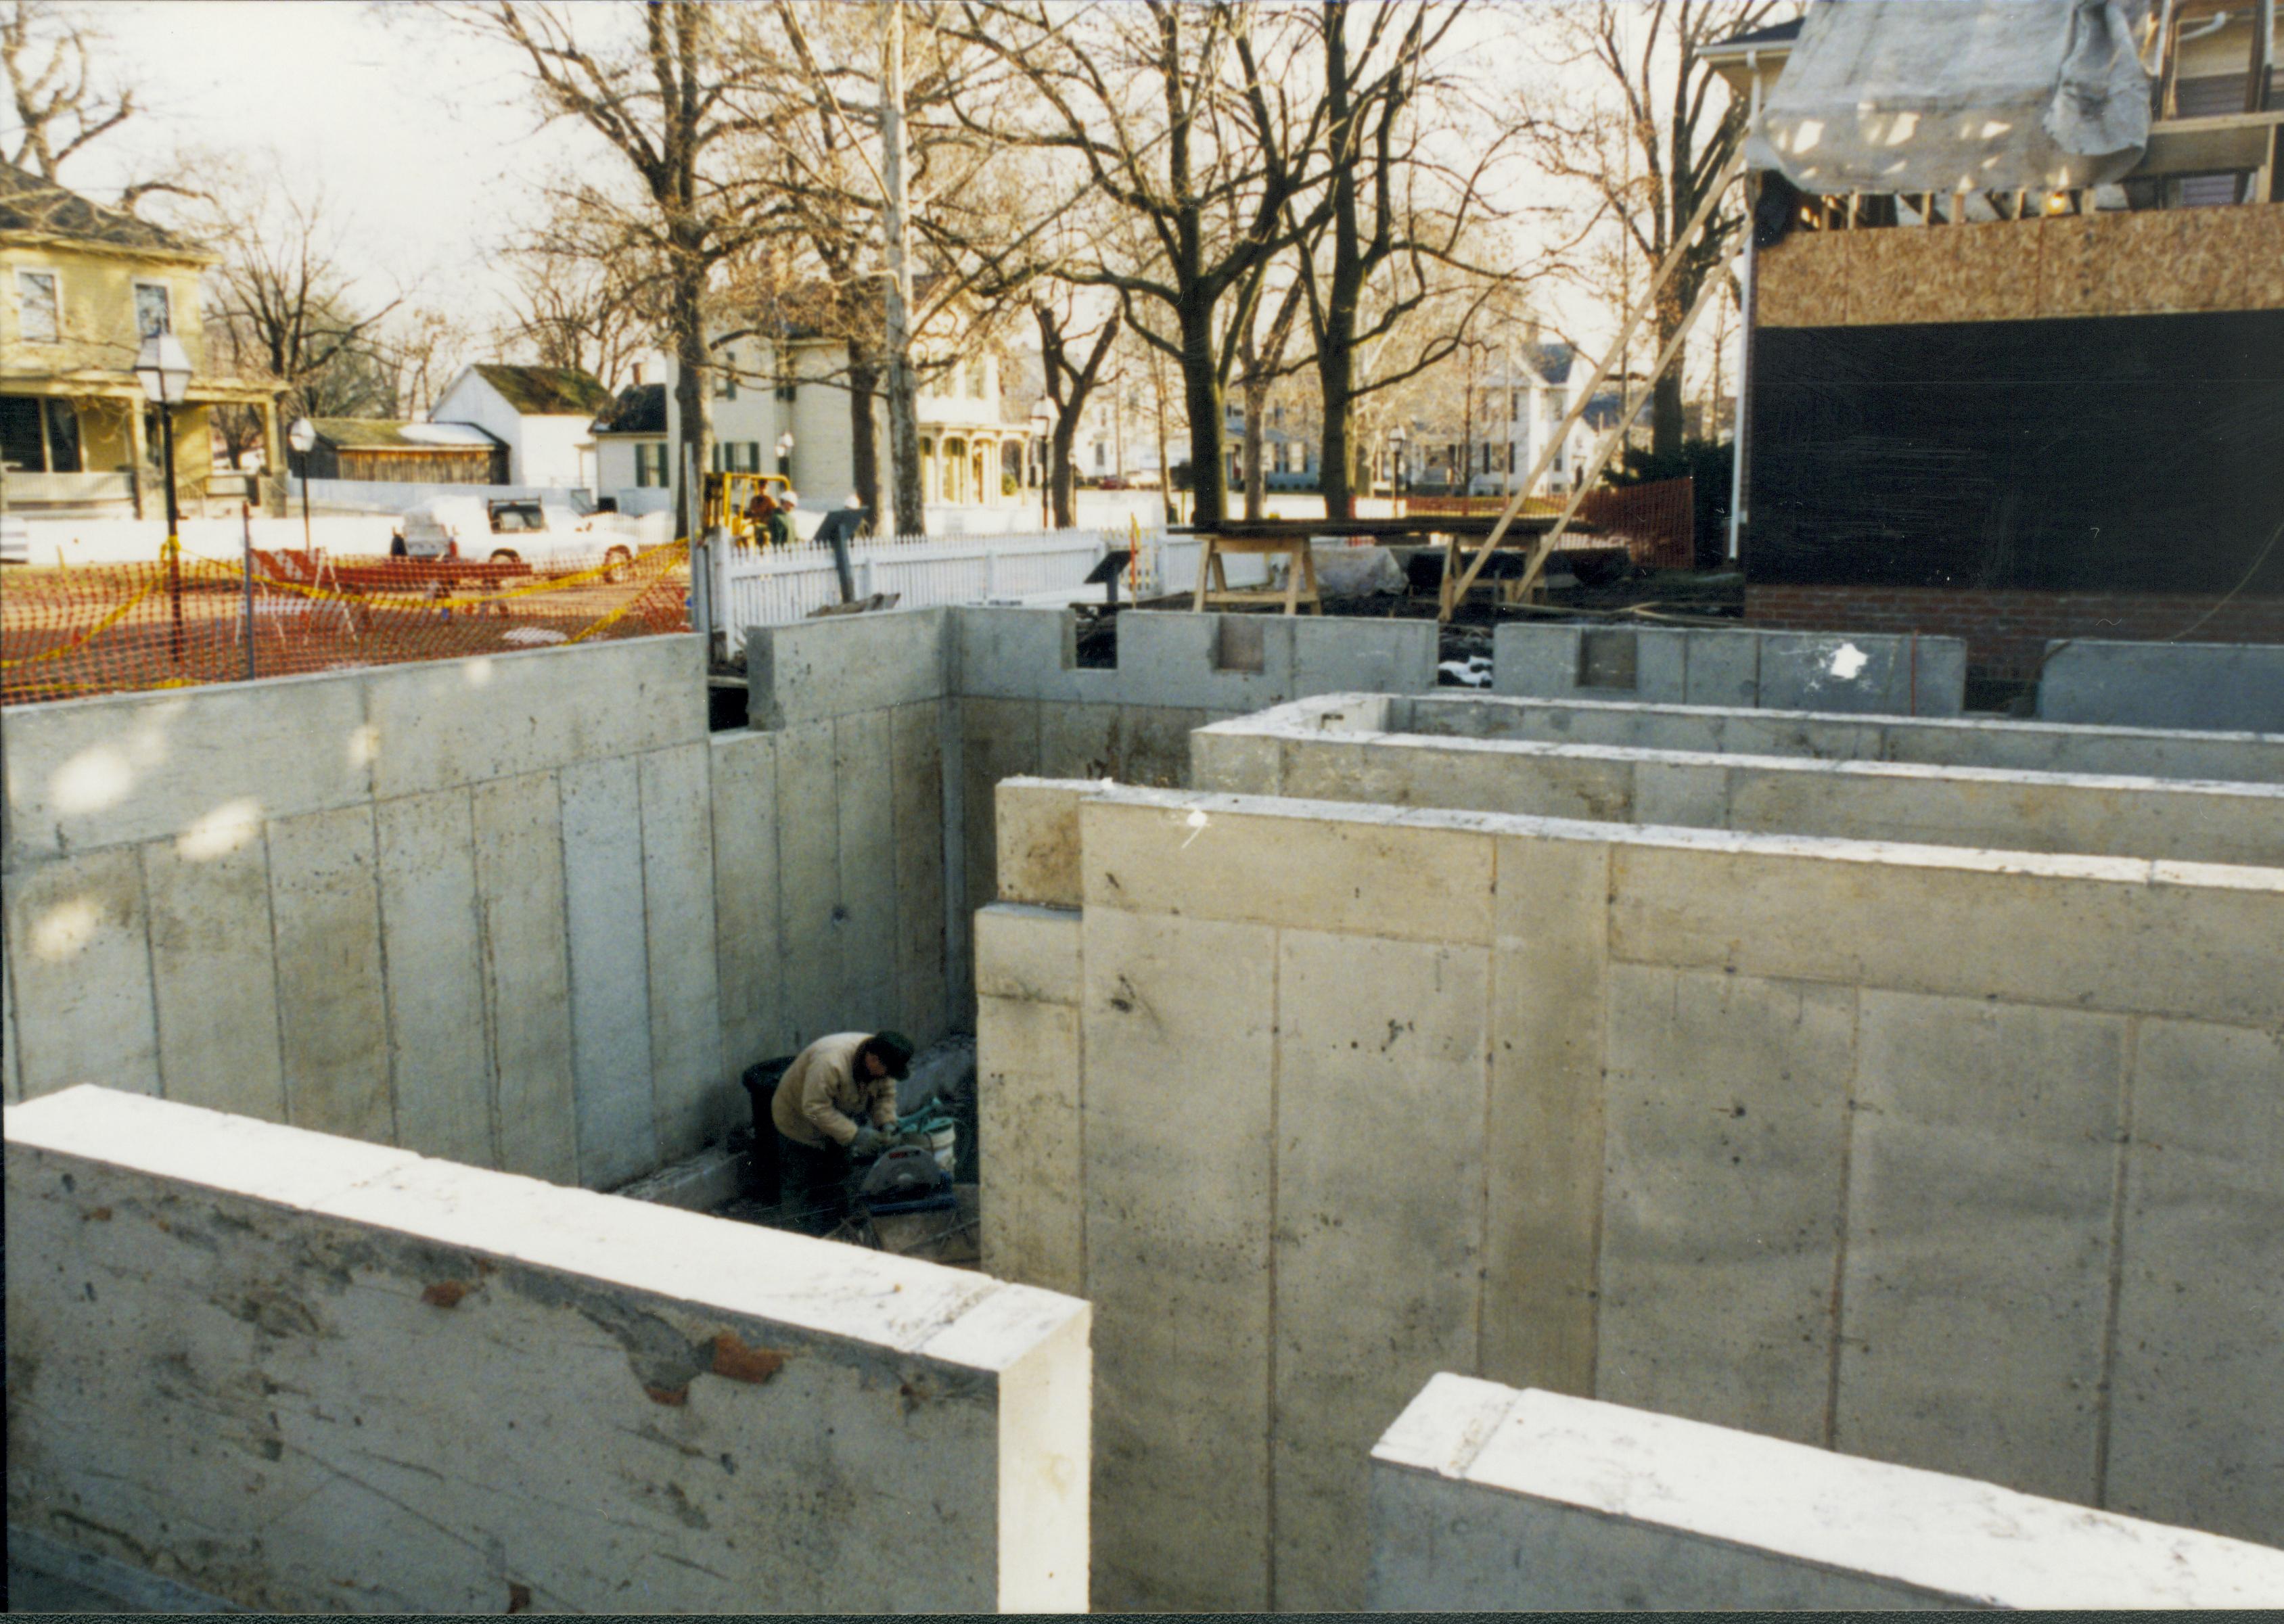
[1192, 534, 1321, 615]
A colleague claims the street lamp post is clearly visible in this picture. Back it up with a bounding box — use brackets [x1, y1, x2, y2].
[1029, 400, 1053, 528]
[136, 333, 193, 666]
[1389, 425, 1408, 511]
[775, 431, 795, 477]
[288, 417, 317, 557]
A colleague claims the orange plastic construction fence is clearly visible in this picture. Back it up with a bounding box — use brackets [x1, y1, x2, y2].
[1, 540, 691, 706]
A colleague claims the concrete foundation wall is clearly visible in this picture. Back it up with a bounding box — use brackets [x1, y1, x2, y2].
[2039, 638, 2284, 734]
[1394, 689, 2284, 783]
[1, 634, 957, 1188]
[1371, 1378, 2284, 1610]
[975, 780, 2284, 1610]
[1192, 698, 2284, 867]
[4, 1086, 1089, 1613]
[1493, 621, 1969, 716]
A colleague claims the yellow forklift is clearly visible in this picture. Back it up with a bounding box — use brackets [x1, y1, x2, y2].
[703, 470, 795, 548]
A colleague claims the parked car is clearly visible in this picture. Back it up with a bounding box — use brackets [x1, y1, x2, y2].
[396, 496, 637, 576]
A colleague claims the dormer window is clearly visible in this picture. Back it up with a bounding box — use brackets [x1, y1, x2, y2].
[133, 281, 171, 338]
[17, 271, 59, 342]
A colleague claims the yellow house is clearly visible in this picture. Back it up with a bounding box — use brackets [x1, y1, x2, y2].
[1, 159, 280, 515]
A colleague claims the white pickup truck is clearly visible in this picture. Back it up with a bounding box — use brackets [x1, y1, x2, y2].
[395, 496, 646, 575]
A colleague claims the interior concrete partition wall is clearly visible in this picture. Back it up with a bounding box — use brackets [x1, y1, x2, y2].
[0, 633, 955, 1193]
[1191, 696, 2284, 867]
[2039, 637, 2284, 735]
[1494, 620, 1969, 716]
[1370, 1377, 2284, 1610]
[4, 1085, 1091, 1613]
[976, 779, 2284, 1611]
[744, 605, 1440, 1013]
[1390, 688, 2284, 784]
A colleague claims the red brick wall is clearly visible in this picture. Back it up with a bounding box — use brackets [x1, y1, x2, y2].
[1745, 584, 2284, 680]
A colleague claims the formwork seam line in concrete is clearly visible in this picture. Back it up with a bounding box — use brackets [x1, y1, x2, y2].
[258, 816, 294, 1130]
[1264, 920, 1284, 1613]
[1584, 843, 1615, 1399]
[1824, 985, 1863, 1452]
[2092, 1013, 2141, 1509]
[132, 840, 166, 1104]
[554, 768, 585, 1184]
[1474, 841, 1499, 1382]
[367, 796, 404, 1150]
[474, 782, 507, 1169]
[633, 753, 667, 1147]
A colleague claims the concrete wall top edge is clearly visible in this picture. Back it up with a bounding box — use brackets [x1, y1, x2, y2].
[1080, 781, 2284, 893]
[1378, 1383, 2284, 1608]
[1405, 687, 2283, 747]
[5, 1086, 1084, 1374]
[1216, 704, 2284, 799]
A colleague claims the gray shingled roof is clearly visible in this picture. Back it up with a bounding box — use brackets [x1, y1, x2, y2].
[0, 159, 204, 255]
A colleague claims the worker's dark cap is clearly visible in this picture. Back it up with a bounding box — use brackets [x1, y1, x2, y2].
[867, 1029, 916, 1078]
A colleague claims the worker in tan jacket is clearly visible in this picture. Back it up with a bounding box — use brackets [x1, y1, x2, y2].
[770, 1029, 915, 1234]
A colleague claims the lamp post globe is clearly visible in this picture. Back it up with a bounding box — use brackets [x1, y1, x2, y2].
[288, 417, 317, 555]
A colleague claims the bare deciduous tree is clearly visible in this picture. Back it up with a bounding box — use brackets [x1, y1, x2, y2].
[432, 0, 782, 538]
[3, 0, 204, 211]
[1034, 292, 1118, 529]
[1524, 0, 1790, 459]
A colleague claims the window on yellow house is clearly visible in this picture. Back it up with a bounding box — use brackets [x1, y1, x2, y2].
[133, 281, 171, 338]
[17, 271, 59, 342]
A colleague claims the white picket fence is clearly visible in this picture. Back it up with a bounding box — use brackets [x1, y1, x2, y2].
[712, 525, 1202, 652]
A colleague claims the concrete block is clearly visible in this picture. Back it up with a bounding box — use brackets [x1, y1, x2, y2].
[1683, 627, 1764, 707]
[1078, 791, 1497, 946]
[1837, 992, 2126, 1504]
[1080, 906, 1277, 1610]
[267, 806, 393, 1143]
[1289, 613, 1438, 696]
[373, 791, 490, 1165]
[143, 822, 287, 1122]
[1277, 735, 1371, 802]
[744, 606, 947, 729]
[2, 847, 160, 1101]
[2108, 1017, 2284, 1548]
[1607, 837, 2284, 1029]
[1117, 611, 1289, 712]
[1484, 835, 1613, 1397]
[470, 773, 577, 1182]
[641, 745, 727, 1160]
[4, 1086, 1091, 1613]
[0, 675, 372, 864]
[831, 711, 898, 1034]
[1112, 703, 1200, 787]
[974, 902, 1083, 1007]
[1271, 929, 1490, 1611]
[1369, 1378, 2284, 1609]
[955, 605, 1076, 701]
[773, 721, 842, 1048]
[560, 756, 658, 1188]
[1398, 738, 1634, 820]
[1036, 699, 1122, 781]
[708, 731, 781, 1084]
[1490, 622, 1578, 699]
[1187, 724, 1282, 795]
[1755, 630, 1967, 717]
[1599, 964, 1856, 1445]
[959, 697, 1040, 917]
[1632, 758, 1730, 829]
[890, 701, 949, 1043]
[976, 992, 1084, 1297]
[365, 635, 706, 801]
[2040, 639, 2284, 734]
[995, 777, 1089, 908]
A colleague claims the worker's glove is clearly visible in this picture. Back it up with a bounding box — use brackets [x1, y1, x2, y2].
[847, 1126, 890, 1159]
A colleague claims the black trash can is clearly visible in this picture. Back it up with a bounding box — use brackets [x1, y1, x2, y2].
[739, 1057, 797, 1203]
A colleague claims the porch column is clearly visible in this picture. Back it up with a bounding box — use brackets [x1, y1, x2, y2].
[127, 397, 150, 520]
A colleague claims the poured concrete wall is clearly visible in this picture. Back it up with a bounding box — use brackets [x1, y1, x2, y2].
[976, 780, 2284, 1610]
[1494, 620, 1969, 715]
[1371, 1378, 2284, 1610]
[5, 1085, 1090, 1612]
[1, 634, 956, 1189]
[1394, 689, 2284, 783]
[2039, 638, 2284, 734]
[1193, 698, 2284, 866]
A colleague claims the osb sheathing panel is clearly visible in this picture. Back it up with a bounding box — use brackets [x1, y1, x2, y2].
[1758, 202, 2284, 326]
